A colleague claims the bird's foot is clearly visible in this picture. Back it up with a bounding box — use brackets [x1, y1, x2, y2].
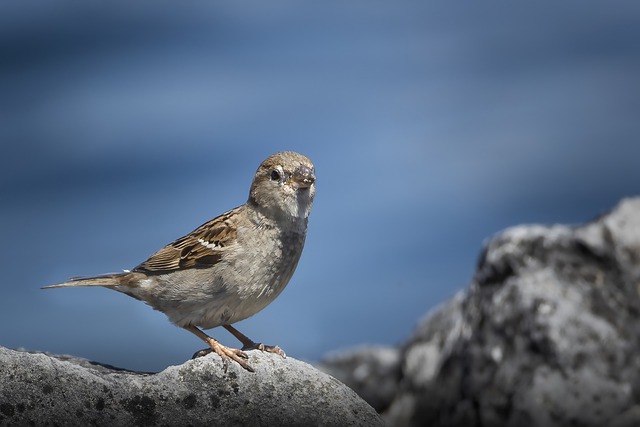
[192, 348, 212, 359]
[241, 341, 286, 358]
[222, 324, 286, 358]
[192, 341, 253, 372]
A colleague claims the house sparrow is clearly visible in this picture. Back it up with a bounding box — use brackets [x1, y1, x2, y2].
[44, 151, 316, 372]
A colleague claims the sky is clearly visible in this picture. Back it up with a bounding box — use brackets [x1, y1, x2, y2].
[1, 1, 639, 372]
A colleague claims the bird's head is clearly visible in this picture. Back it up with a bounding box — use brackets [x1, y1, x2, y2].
[249, 151, 316, 221]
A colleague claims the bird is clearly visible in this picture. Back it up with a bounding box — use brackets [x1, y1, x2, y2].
[43, 151, 316, 372]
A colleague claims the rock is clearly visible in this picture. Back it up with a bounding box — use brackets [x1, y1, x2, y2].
[0, 346, 382, 426]
[322, 198, 640, 427]
[319, 345, 402, 413]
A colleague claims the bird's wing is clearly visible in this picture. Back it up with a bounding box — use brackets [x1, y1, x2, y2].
[133, 207, 241, 274]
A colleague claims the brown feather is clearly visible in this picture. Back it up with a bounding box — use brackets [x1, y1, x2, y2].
[133, 207, 240, 274]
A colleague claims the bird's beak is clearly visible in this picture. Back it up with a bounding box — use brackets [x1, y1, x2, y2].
[290, 165, 315, 189]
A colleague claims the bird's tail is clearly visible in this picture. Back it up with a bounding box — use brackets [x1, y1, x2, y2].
[42, 272, 128, 289]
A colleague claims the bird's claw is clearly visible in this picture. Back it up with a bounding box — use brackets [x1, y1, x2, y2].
[192, 343, 254, 372]
[241, 342, 286, 358]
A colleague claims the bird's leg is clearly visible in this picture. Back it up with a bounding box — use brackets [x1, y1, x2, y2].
[185, 325, 254, 372]
[223, 324, 286, 358]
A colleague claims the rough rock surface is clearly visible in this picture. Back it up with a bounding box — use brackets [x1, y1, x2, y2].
[0, 347, 382, 426]
[321, 198, 640, 427]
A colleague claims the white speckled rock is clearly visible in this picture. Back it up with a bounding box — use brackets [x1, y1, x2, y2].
[0, 347, 382, 426]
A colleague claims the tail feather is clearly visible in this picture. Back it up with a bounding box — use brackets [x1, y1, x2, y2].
[42, 272, 127, 289]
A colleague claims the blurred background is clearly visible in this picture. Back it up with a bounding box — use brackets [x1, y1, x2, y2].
[1, 1, 639, 372]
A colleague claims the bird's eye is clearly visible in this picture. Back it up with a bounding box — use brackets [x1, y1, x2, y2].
[270, 169, 281, 181]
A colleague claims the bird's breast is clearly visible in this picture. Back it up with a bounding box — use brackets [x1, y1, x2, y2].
[146, 224, 307, 329]
[227, 226, 306, 300]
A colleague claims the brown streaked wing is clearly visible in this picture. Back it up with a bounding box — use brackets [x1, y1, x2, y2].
[133, 207, 240, 274]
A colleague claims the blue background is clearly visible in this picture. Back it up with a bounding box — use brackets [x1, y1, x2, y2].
[1, 2, 639, 372]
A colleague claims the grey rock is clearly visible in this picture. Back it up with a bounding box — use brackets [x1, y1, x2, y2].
[319, 345, 402, 413]
[0, 346, 382, 426]
[323, 197, 640, 427]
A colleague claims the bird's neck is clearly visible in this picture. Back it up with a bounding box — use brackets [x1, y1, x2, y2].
[246, 198, 309, 232]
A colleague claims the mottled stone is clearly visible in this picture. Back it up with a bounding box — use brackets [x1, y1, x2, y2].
[0, 347, 382, 426]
